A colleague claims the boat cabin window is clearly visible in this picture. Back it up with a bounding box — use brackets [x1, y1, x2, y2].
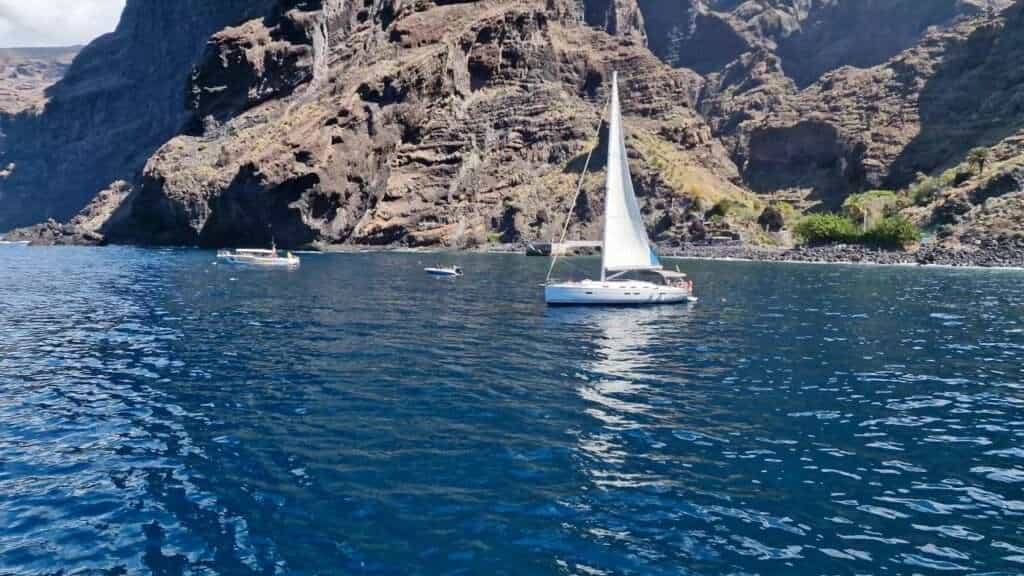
[610, 270, 691, 287]
[612, 270, 668, 285]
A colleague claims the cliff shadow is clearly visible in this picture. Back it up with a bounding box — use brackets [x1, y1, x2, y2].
[198, 164, 319, 249]
[565, 121, 610, 174]
[775, 0, 972, 88]
[637, 0, 750, 75]
[0, 0, 282, 231]
[742, 120, 867, 209]
[887, 4, 1024, 186]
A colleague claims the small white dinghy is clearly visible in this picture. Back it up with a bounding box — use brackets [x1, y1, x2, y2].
[424, 265, 463, 277]
[544, 72, 696, 306]
[217, 241, 300, 268]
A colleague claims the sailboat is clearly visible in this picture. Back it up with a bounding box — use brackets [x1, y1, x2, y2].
[544, 72, 696, 306]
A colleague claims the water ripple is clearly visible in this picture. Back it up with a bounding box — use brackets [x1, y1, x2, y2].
[1, 248, 1022, 574]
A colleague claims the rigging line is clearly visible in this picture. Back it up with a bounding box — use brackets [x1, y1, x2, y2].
[546, 101, 608, 283]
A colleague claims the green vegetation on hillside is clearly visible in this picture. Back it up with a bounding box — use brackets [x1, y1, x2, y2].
[967, 147, 991, 174]
[842, 190, 903, 229]
[795, 213, 921, 249]
[863, 216, 922, 248]
[909, 170, 959, 206]
[629, 130, 755, 207]
[793, 214, 861, 245]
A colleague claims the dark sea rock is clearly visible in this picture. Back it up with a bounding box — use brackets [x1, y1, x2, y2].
[3, 219, 104, 246]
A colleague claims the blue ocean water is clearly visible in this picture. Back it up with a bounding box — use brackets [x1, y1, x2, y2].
[1, 246, 1023, 575]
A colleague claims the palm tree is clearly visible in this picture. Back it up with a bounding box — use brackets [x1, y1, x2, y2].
[967, 147, 991, 174]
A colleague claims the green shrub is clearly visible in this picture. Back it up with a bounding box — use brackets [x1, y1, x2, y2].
[842, 190, 901, 227]
[909, 169, 961, 206]
[774, 201, 799, 222]
[967, 147, 991, 174]
[910, 176, 941, 206]
[794, 214, 861, 245]
[691, 196, 712, 215]
[863, 216, 922, 249]
[795, 213, 922, 249]
[705, 199, 737, 220]
[940, 167, 960, 184]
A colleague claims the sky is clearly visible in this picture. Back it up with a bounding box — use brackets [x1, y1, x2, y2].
[0, 0, 126, 48]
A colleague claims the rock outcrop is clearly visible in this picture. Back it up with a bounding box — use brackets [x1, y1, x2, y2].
[3, 181, 133, 245]
[111, 0, 743, 248]
[578, 0, 647, 40]
[910, 132, 1024, 256]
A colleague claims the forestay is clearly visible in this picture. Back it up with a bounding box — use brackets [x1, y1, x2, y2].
[601, 72, 661, 277]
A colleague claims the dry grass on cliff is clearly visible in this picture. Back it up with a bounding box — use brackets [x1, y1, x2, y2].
[628, 130, 753, 207]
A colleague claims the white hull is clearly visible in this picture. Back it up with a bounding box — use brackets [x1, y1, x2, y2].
[223, 256, 299, 267]
[545, 280, 696, 306]
[218, 250, 299, 267]
[424, 267, 462, 277]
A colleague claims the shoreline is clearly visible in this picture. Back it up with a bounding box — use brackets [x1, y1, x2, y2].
[254, 242, 1024, 271]
[656, 242, 1024, 270]
[663, 252, 1024, 270]
[5, 236, 1024, 271]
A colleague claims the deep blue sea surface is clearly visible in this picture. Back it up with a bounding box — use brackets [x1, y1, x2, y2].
[1, 246, 1023, 575]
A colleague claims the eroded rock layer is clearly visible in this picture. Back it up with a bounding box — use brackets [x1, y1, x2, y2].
[112, 0, 742, 249]
[1, 0, 1022, 252]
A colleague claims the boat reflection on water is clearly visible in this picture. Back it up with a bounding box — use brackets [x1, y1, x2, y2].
[549, 306, 694, 477]
[546, 306, 708, 569]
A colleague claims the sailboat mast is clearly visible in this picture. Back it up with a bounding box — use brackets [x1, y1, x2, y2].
[600, 71, 620, 282]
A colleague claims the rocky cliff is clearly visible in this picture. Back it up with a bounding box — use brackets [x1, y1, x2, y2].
[2, 0, 1022, 254]
[115, 0, 743, 248]
[0, 0, 276, 231]
[641, 0, 1013, 85]
[698, 0, 1024, 206]
[0, 47, 79, 116]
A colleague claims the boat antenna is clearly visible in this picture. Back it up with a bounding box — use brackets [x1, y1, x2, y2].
[546, 89, 610, 283]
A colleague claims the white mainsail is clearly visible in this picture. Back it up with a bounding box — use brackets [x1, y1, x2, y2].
[601, 72, 661, 277]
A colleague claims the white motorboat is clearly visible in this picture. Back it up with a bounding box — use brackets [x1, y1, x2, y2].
[217, 241, 300, 267]
[544, 72, 696, 306]
[424, 265, 463, 277]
